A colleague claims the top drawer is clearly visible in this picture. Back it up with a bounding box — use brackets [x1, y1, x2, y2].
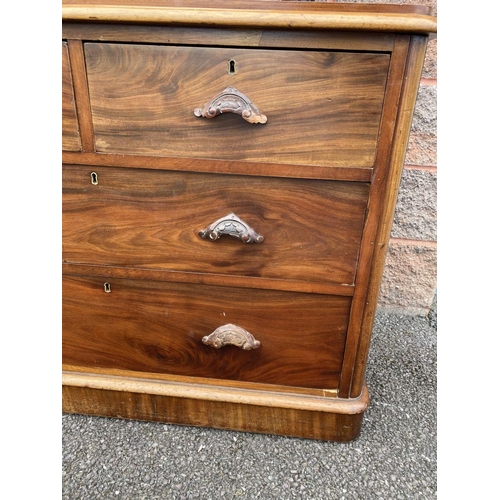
[85, 43, 390, 168]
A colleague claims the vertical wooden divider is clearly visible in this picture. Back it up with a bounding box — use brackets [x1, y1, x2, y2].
[66, 39, 95, 152]
[349, 35, 429, 398]
[338, 35, 410, 399]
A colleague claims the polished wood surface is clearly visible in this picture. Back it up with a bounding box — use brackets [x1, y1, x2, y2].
[62, 262, 355, 297]
[62, 151, 373, 182]
[339, 35, 411, 398]
[63, 366, 342, 405]
[63, 24, 396, 52]
[62, 165, 369, 285]
[350, 35, 431, 398]
[62, 0, 436, 34]
[62, 42, 81, 151]
[63, 384, 364, 441]
[61, 0, 436, 441]
[62, 0, 432, 15]
[63, 275, 351, 389]
[63, 368, 369, 441]
[66, 40, 94, 152]
[85, 43, 389, 168]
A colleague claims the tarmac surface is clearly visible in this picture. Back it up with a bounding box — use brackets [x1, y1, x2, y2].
[62, 300, 437, 499]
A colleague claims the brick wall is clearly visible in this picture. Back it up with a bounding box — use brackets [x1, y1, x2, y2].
[290, 0, 438, 316]
[332, 0, 437, 316]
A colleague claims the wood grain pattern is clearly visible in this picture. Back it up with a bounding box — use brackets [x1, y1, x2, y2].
[66, 40, 95, 151]
[62, 165, 369, 285]
[62, 0, 436, 34]
[61, 0, 435, 441]
[85, 43, 390, 168]
[62, 263, 355, 296]
[63, 365, 342, 404]
[62, 24, 395, 52]
[62, 0, 433, 16]
[62, 42, 81, 151]
[62, 380, 367, 441]
[350, 36, 430, 398]
[62, 151, 373, 182]
[63, 275, 351, 389]
[339, 35, 410, 398]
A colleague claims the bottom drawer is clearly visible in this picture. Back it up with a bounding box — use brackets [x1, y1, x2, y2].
[62, 275, 351, 390]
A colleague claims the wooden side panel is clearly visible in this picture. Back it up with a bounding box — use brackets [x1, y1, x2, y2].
[62, 275, 351, 390]
[339, 35, 409, 398]
[85, 43, 390, 168]
[339, 36, 411, 398]
[62, 165, 369, 285]
[350, 36, 430, 398]
[62, 42, 81, 151]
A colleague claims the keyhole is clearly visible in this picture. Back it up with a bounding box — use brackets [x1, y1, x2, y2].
[103, 282, 111, 293]
[228, 59, 236, 74]
[91, 172, 98, 185]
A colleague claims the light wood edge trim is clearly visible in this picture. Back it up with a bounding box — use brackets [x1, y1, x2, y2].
[349, 36, 430, 398]
[338, 35, 411, 399]
[62, 6, 437, 34]
[62, 370, 369, 415]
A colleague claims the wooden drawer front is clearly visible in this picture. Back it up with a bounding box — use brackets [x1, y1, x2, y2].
[63, 275, 350, 389]
[63, 165, 369, 285]
[85, 43, 389, 168]
[62, 42, 81, 151]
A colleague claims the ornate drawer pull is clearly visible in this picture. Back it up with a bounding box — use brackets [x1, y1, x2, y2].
[202, 324, 261, 350]
[199, 213, 264, 244]
[194, 86, 267, 124]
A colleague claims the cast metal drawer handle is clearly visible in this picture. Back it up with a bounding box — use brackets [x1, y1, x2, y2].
[194, 86, 267, 124]
[202, 324, 261, 350]
[199, 213, 264, 244]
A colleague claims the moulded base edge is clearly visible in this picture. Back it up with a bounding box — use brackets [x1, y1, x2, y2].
[62, 368, 369, 442]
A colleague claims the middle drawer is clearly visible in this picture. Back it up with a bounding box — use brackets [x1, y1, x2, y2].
[63, 165, 369, 285]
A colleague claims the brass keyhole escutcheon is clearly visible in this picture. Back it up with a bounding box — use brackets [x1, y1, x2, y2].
[103, 282, 111, 293]
[90, 172, 98, 185]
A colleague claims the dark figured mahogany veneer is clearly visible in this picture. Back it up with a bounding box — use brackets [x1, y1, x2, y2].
[62, 0, 436, 441]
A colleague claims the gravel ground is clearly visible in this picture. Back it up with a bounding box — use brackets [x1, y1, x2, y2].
[62, 302, 437, 499]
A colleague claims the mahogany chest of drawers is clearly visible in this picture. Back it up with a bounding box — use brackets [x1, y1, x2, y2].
[62, 0, 436, 441]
